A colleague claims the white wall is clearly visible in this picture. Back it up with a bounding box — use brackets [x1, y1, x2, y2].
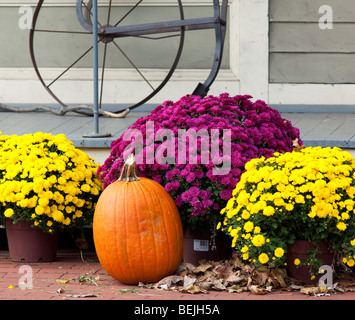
[2, 0, 354, 107]
[0, 0, 240, 107]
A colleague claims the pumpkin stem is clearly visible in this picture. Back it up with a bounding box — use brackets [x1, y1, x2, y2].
[118, 154, 141, 183]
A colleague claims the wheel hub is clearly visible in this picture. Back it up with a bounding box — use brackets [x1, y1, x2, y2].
[99, 25, 115, 43]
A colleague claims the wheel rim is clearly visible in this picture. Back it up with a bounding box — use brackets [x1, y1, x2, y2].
[29, 0, 185, 114]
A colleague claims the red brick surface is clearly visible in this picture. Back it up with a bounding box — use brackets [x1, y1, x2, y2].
[0, 251, 354, 301]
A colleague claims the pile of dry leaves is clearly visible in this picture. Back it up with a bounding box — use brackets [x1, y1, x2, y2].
[142, 255, 355, 296]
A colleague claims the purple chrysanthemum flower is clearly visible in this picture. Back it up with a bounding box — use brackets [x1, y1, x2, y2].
[97, 93, 302, 229]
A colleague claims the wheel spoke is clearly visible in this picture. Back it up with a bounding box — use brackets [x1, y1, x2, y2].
[106, 0, 113, 26]
[34, 29, 91, 35]
[47, 45, 94, 88]
[99, 42, 109, 109]
[133, 33, 182, 40]
[112, 40, 155, 91]
[113, 0, 143, 27]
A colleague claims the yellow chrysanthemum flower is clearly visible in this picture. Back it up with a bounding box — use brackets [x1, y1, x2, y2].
[336, 222, 347, 231]
[220, 146, 355, 271]
[258, 253, 269, 264]
[0, 132, 102, 233]
[294, 259, 301, 266]
[4, 208, 14, 218]
[243, 221, 254, 233]
[251, 234, 265, 247]
[274, 247, 285, 258]
[347, 259, 355, 267]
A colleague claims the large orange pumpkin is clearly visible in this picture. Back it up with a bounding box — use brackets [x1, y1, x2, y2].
[93, 155, 183, 284]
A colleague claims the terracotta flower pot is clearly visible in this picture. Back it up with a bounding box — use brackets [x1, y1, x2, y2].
[286, 240, 334, 284]
[5, 219, 58, 262]
[183, 226, 232, 265]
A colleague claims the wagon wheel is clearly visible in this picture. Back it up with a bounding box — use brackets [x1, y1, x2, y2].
[29, 0, 185, 115]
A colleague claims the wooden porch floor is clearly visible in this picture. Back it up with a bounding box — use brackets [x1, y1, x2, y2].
[0, 111, 149, 148]
[0, 111, 355, 149]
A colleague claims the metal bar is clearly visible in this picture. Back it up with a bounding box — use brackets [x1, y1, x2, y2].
[107, 17, 219, 37]
[93, 0, 99, 133]
[77, 10, 219, 37]
[221, 0, 228, 21]
[83, 0, 111, 138]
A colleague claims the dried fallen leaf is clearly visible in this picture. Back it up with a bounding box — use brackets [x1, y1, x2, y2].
[180, 284, 208, 294]
[253, 270, 269, 286]
[270, 269, 287, 288]
[233, 257, 244, 268]
[215, 263, 234, 278]
[183, 276, 196, 288]
[95, 275, 102, 282]
[171, 258, 325, 296]
[257, 265, 269, 273]
[198, 270, 215, 283]
[211, 279, 226, 291]
[159, 284, 168, 290]
[300, 286, 319, 296]
[138, 281, 153, 289]
[248, 285, 266, 295]
[292, 138, 304, 151]
[199, 281, 213, 291]
[227, 285, 243, 293]
[153, 275, 184, 289]
[225, 272, 243, 284]
[66, 294, 98, 298]
[193, 263, 213, 274]
[241, 264, 255, 277]
[289, 284, 303, 290]
[327, 282, 343, 293]
[176, 262, 196, 274]
[57, 288, 65, 294]
[338, 280, 355, 287]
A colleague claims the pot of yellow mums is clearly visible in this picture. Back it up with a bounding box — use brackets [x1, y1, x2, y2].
[219, 146, 355, 284]
[0, 132, 102, 262]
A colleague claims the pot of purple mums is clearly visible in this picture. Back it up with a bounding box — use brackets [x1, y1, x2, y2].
[97, 93, 302, 263]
